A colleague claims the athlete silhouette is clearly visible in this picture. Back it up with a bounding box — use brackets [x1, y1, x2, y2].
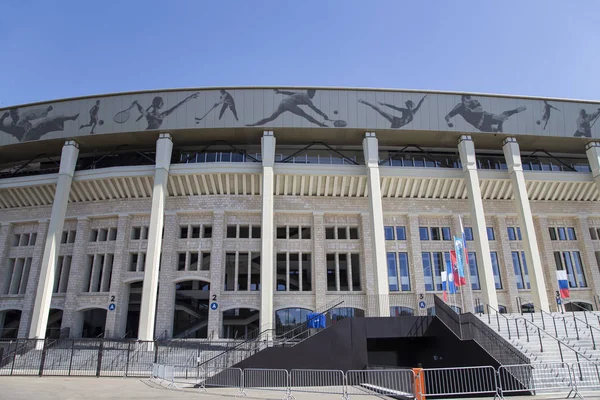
[358, 95, 427, 128]
[0, 107, 79, 142]
[537, 100, 560, 130]
[133, 92, 199, 130]
[79, 100, 102, 134]
[247, 89, 329, 127]
[445, 95, 526, 133]
[218, 90, 238, 120]
[574, 108, 600, 138]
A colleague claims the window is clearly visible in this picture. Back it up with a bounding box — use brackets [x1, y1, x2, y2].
[325, 253, 361, 291]
[227, 226, 237, 238]
[129, 253, 139, 271]
[554, 251, 587, 288]
[566, 227, 577, 240]
[431, 227, 441, 241]
[387, 252, 411, 292]
[131, 226, 148, 240]
[53, 256, 71, 293]
[2, 257, 32, 295]
[224, 252, 260, 291]
[464, 227, 474, 241]
[239, 226, 250, 239]
[177, 252, 211, 272]
[203, 225, 212, 238]
[325, 226, 357, 240]
[390, 306, 414, 316]
[180, 226, 188, 239]
[82, 254, 114, 292]
[277, 226, 311, 239]
[442, 227, 451, 241]
[508, 227, 522, 241]
[384, 226, 395, 240]
[191, 226, 201, 239]
[490, 252, 502, 289]
[487, 227, 495, 241]
[512, 251, 530, 289]
[557, 227, 567, 241]
[549, 227, 557, 241]
[274, 253, 311, 291]
[61, 230, 77, 244]
[13, 233, 37, 247]
[108, 228, 117, 241]
[396, 227, 406, 241]
[252, 226, 262, 239]
[419, 227, 429, 241]
[590, 228, 598, 240]
[468, 252, 480, 290]
[422, 252, 443, 291]
[89, 229, 98, 242]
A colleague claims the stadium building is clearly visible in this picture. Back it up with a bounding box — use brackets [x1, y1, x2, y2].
[1, 86, 600, 343]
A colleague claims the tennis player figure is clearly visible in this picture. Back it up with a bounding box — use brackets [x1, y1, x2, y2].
[358, 95, 427, 128]
[0, 107, 79, 142]
[445, 95, 526, 132]
[133, 93, 199, 130]
[537, 100, 560, 130]
[79, 100, 102, 134]
[247, 89, 329, 127]
[574, 108, 600, 137]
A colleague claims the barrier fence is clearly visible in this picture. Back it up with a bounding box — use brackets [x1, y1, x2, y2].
[148, 363, 600, 399]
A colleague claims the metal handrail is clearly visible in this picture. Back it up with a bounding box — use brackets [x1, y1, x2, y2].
[516, 298, 569, 339]
[515, 316, 592, 366]
[485, 303, 516, 340]
[563, 301, 600, 327]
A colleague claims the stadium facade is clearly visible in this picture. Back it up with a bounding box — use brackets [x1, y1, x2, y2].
[1, 86, 600, 342]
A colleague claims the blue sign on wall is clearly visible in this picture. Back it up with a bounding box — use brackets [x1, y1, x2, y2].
[108, 303, 116, 311]
[210, 302, 218, 310]
[419, 301, 426, 309]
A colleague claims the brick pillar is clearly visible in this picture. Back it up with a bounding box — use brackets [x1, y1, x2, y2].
[312, 212, 326, 309]
[19, 220, 48, 338]
[495, 215, 519, 313]
[574, 216, 600, 307]
[407, 214, 425, 315]
[104, 214, 131, 338]
[360, 212, 379, 317]
[155, 212, 178, 339]
[208, 211, 225, 338]
[62, 217, 90, 338]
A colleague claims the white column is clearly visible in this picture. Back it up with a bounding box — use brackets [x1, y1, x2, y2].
[586, 142, 600, 189]
[29, 141, 79, 340]
[503, 137, 550, 312]
[458, 135, 498, 311]
[260, 131, 276, 337]
[138, 133, 173, 342]
[362, 132, 389, 316]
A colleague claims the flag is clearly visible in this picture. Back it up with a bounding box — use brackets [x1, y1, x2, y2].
[442, 270, 448, 301]
[443, 255, 457, 295]
[557, 270, 570, 299]
[453, 237, 467, 285]
[459, 215, 469, 266]
[450, 250, 465, 286]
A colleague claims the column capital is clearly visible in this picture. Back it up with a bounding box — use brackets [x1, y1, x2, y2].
[362, 133, 379, 167]
[262, 130, 274, 137]
[261, 132, 276, 168]
[64, 140, 79, 148]
[586, 141, 600, 150]
[457, 135, 476, 171]
[158, 132, 172, 141]
[458, 135, 472, 143]
[364, 132, 376, 138]
[502, 137, 518, 146]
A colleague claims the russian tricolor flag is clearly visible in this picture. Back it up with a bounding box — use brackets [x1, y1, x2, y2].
[557, 270, 570, 299]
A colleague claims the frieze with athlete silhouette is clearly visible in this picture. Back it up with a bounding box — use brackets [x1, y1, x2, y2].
[1, 88, 599, 144]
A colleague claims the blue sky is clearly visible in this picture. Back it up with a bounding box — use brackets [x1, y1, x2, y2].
[2, 0, 600, 106]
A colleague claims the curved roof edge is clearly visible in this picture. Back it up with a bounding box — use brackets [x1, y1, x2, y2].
[3, 85, 600, 111]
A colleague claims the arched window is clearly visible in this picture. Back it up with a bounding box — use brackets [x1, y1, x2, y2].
[275, 308, 312, 337]
[329, 307, 365, 323]
[222, 308, 260, 339]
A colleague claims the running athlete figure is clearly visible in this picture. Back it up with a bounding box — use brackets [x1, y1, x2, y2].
[574, 108, 600, 137]
[133, 92, 199, 130]
[445, 95, 526, 133]
[79, 100, 102, 134]
[247, 89, 329, 127]
[0, 107, 79, 142]
[536, 100, 560, 130]
[358, 95, 427, 128]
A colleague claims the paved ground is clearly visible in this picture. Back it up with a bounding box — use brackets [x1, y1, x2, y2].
[1, 377, 600, 400]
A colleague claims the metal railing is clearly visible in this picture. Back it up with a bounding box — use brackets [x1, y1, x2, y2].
[150, 362, 600, 399]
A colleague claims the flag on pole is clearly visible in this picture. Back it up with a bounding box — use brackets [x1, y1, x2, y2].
[453, 237, 467, 286]
[557, 270, 570, 299]
[458, 215, 469, 266]
[449, 250, 465, 286]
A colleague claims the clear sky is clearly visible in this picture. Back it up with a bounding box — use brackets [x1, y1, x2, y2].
[2, 0, 600, 106]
